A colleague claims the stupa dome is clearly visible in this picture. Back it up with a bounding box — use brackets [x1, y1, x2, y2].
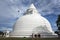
[10, 4, 57, 38]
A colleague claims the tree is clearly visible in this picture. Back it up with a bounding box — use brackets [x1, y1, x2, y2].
[0, 31, 4, 37]
[56, 15, 60, 37]
[56, 15, 60, 30]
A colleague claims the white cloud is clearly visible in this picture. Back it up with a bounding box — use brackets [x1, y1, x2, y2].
[0, 27, 12, 31]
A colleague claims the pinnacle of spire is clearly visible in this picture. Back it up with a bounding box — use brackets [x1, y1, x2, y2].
[29, 4, 36, 9]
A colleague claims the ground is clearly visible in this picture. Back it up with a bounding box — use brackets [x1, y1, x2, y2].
[0, 37, 60, 40]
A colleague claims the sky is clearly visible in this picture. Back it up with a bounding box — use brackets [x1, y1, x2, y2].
[0, 0, 60, 31]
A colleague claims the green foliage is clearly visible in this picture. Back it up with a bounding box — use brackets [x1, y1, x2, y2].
[56, 15, 60, 30]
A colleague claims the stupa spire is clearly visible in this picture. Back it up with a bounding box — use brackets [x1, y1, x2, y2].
[25, 4, 40, 15]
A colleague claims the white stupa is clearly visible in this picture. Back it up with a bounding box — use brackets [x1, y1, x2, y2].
[10, 4, 58, 38]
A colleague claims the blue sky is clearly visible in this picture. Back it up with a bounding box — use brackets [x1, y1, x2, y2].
[0, 0, 60, 31]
